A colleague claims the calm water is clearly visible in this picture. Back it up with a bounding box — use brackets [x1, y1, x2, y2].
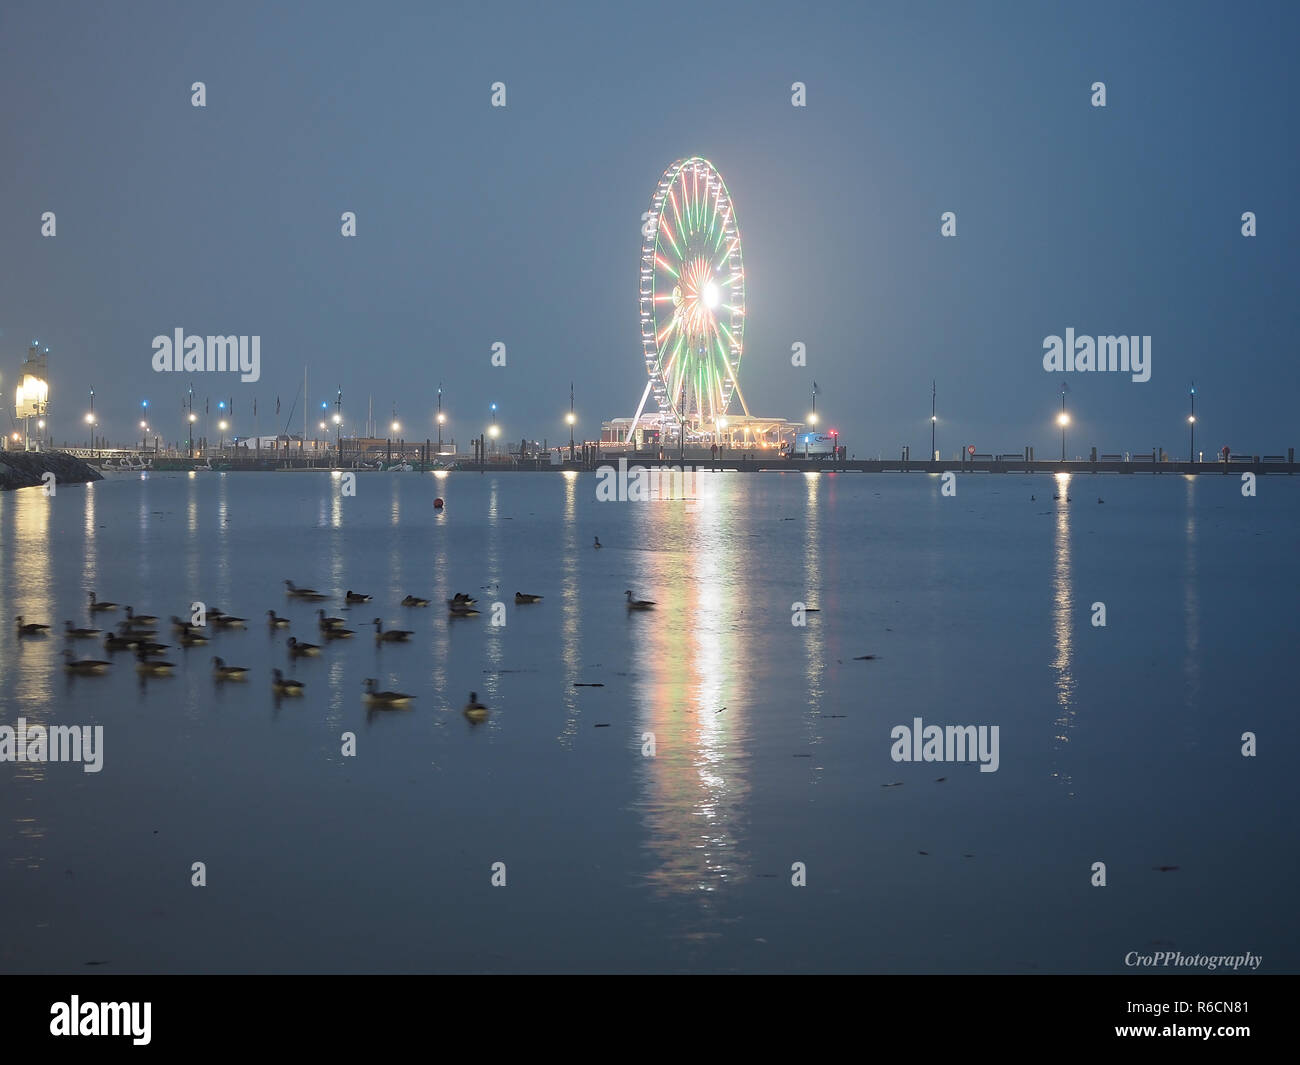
[1, 469, 1296, 973]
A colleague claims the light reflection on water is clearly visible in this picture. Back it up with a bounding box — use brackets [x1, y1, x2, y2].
[1049, 473, 1074, 794]
[0, 470, 1292, 972]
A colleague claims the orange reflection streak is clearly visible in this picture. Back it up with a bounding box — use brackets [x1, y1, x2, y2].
[4, 487, 55, 869]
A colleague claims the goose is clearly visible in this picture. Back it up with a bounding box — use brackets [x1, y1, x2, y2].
[1066, 495, 1073, 502]
[212, 612, 246, 629]
[118, 619, 157, 637]
[363, 678, 414, 707]
[64, 621, 101, 639]
[284, 580, 327, 601]
[136, 640, 171, 656]
[462, 691, 489, 721]
[271, 668, 304, 696]
[322, 626, 355, 640]
[88, 592, 118, 612]
[317, 609, 347, 631]
[62, 650, 112, 674]
[624, 590, 656, 610]
[134, 649, 174, 675]
[345, 590, 373, 603]
[287, 636, 321, 657]
[593, 537, 602, 549]
[125, 606, 159, 625]
[451, 592, 477, 605]
[15, 616, 50, 637]
[447, 602, 479, 617]
[401, 595, 431, 607]
[514, 592, 543, 604]
[1030, 494, 1036, 502]
[266, 610, 291, 628]
[212, 656, 249, 680]
[170, 616, 193, 633]
[373, 619, 413, 642]
[177, 626, 210, 647]
[103, 632, 140, 652]
[1097, 496, 1104, 504]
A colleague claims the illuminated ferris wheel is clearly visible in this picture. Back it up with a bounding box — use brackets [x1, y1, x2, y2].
[638, 157, 746, 429]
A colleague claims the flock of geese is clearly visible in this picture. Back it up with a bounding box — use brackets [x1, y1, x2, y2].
[14, 587, 508, 718]
[17, 539, 658, 716]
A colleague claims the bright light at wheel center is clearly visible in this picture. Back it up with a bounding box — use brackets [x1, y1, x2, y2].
[703, 281, 720, 309]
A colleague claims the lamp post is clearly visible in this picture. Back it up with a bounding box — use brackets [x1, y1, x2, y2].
[436, 384, 445, 455]
[567, 382, 576, 461]
[930, 379, 936, 462]
[490, 403, 497, 456]
[1188, 382, 1196, 463]
[218, 419, 228, 452]
[1058, 386, 1069, 461]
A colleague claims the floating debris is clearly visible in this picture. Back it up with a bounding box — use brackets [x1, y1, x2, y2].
[881, 781, 904, 788]
[573, 682, 605, 687]
[593, 723, 611, 728]
[1153, 865, 1180, 872]
[934, 777, 946, 783]
[853, 654, 879, 660]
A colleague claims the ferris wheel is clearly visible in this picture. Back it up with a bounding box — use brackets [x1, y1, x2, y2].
[638, 157, 746, 429]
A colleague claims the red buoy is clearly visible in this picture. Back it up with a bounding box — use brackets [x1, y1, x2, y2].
[434, 497, 444, 509]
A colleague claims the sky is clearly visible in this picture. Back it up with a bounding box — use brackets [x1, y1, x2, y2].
[0, 0, 1296, 458]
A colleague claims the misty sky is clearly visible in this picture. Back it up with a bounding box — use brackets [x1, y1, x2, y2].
[1, 0, 1296, 457]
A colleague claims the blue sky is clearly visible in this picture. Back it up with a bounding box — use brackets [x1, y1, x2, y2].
[1, 0, 1296, 456]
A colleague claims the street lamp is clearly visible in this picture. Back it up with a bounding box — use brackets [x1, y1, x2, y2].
[218, 419, 229, 450]
[931, 380, 937, 462]
[1057, 411, 1070, 461]
[567, 382, 575, 461]
[1189, 382, 1196, 463]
